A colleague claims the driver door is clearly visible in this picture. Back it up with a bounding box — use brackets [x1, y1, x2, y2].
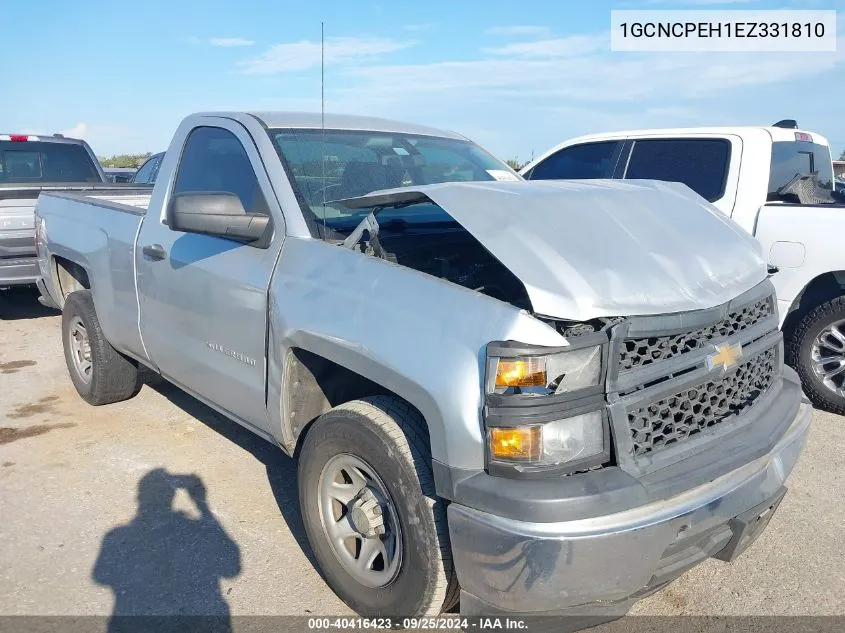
[136, 121, 285, 433]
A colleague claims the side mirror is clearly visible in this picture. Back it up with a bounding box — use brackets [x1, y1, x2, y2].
[169, 192, 270, 242]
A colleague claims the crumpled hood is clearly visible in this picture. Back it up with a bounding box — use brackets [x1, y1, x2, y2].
[339, 179, 767, 321]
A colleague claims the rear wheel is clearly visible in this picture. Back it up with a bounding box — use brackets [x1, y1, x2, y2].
[61, 290, 142, 405]
[298, 396, 458, 617]
[787, 295, 845, 415]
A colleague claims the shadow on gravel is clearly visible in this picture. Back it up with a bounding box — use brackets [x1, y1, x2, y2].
[93, 468, 241, 633]
[149, 381, 318, 571]
[0, 286, 58, 320]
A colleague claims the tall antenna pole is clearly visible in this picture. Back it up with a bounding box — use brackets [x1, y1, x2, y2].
[321, 21, 327, 236]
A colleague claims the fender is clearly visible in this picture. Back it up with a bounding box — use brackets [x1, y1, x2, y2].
[264, 237, 566, 470]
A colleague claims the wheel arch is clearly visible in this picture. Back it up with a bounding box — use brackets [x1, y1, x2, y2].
[52, 255, 91, 305]
[782, 270, 845, 339]
[279, 341, 447, 465]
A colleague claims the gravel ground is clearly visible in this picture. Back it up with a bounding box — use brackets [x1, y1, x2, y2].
[2, 285, 844, 625]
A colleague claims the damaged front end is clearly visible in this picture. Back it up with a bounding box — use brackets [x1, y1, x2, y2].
[333, 179, 788, 480]
[333, 178, 767, 322]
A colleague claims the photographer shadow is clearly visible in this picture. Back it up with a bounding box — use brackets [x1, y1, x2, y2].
[92, 468, 241, 633]
[148, 381, 317, 570]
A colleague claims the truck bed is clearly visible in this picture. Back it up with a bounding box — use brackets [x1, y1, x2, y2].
[37, 188, 153, 213]
[755, 200, 845, 323]
[35, 190, 150, 358]
[0, 182, 151, 200]
[2, 184, 152, 286]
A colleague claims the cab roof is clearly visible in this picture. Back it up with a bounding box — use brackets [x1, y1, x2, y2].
[559, 125, 829, 147]
[196, 111, 468, 141]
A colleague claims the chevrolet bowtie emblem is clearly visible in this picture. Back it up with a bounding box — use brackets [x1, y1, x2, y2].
[707, 342, 743, 372]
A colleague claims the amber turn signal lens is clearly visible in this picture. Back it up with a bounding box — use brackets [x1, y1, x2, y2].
[495, 358, 547, 388]
[490, 426, 542, 461]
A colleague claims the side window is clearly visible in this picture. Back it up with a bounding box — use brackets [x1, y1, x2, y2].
[625, 138, 731, 202]
[526, 142, 618, 181]
[133, 157, 156, 183]
[767, 141, 834, 201]
[149, 154, 163, 183]
[173, 127, 268, 215]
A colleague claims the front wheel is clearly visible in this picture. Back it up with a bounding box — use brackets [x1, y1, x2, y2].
[298, 397, 458, 617]
[787, 295, 845, 415]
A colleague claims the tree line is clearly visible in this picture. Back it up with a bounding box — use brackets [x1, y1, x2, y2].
[98, 153, 152, 168]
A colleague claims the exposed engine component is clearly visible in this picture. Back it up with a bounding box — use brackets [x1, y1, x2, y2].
[375, 228, 531, 309]
[540, 315, 626, 338]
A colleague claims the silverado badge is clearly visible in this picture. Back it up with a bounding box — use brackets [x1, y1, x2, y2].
[707, 342, 743, 372]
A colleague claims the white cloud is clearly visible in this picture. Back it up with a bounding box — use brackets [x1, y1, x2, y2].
[485, 25, 551, 37]
[329, 29, 845, 118]
[209, 37, 255, 47]
[19, 122, 168, 155]
[238, 36, 414, 74]
[59, 122, 88, 138]
[220, 12, 844, 161]
[484, 34, 607, 57]
[343, 23, 843, 101]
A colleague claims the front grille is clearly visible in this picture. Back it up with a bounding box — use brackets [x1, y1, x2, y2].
[627, 346, 777, 457]
[619, 297, 773, 371]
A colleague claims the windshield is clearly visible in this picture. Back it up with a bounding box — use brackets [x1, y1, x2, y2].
[269, 128, 516, 231]
[768, 140, 834, 202]
[0, 141, 101, 183]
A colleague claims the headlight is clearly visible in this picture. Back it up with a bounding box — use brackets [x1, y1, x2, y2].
[484, 338, 611, 476]
[486, 344, 602, 396]
[488, 411, 606, 469]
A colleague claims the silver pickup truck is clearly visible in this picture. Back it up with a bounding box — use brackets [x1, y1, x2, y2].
[34, 111, 811, 623]
[0, 133, 114, 288]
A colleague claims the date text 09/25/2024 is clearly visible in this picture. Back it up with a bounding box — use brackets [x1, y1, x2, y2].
[307, 617, 529, 630]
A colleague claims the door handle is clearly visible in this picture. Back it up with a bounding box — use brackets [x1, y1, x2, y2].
[142, 244, 167, 260]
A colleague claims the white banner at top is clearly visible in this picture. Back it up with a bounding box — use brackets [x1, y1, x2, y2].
[611, 10, 837, 52]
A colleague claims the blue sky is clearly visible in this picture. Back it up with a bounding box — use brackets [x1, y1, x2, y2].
[3, 0, 842, 161]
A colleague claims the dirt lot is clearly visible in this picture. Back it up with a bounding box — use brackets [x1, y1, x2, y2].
[2, 285, 845, 622]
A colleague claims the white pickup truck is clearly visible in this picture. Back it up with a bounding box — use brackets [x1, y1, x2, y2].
[522, 121, 845, 414]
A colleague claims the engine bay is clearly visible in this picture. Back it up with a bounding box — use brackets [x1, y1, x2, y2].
[349, 222, 533, 311]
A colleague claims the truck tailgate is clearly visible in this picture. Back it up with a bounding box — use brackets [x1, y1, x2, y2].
[0, 198, 36, 258]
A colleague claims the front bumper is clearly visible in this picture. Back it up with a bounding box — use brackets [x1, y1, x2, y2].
[448, 399, 812, 617]
[0, 257, 39, 287]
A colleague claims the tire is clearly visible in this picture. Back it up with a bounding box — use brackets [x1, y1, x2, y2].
[61, 290, 142, 406]
[298, 396, 459, 617]
[786, 295, 845, 415]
